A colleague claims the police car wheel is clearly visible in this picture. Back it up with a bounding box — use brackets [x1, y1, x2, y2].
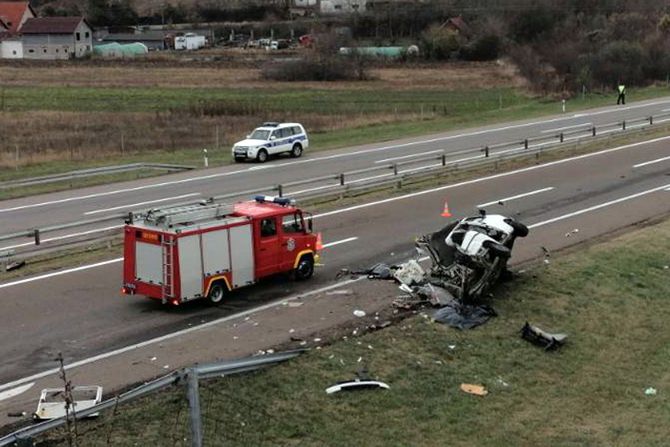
[208, 283, 226, 304]
[256, 149, 268, 163]
[295, 256, 314, 280]
[291, 144, 303, 158]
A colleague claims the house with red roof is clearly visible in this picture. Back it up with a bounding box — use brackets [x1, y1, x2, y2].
[21, 16, 93, 59]
[0, 1, 35, 34]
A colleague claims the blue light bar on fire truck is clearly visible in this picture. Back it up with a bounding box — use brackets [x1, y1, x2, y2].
[254, 195, 295, 206]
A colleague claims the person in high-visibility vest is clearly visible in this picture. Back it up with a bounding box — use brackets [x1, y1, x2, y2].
[617, 84, 626, 105]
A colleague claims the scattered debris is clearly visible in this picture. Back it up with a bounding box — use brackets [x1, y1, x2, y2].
[7, 412, 27, 418]
[34, 386, 103, 420]
[645, 387, 657, 396]
[287, 301, 304, 307]
[460, 383, 488, 396]
[337, 263, 396, 280]
[326, 369, 390, 395]
[5, 260, 25, 272]
[520, 322, 567, 350]
[393, 260, 425, 286]
[367, 320, 392, 331]
[353, 310, 366, 318]
[432, 301, 497, 329]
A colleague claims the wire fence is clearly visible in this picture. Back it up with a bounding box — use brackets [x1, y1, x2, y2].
[0, 351, 304, 447]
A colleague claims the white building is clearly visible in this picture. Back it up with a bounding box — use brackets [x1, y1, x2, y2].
[174, 33, 205, 50]
[0, 38, 22, 58]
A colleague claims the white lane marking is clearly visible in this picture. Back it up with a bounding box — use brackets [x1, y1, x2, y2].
[662, 108, 670, 112]
[3, 134, 669, 290]
[83, 193, 201, 215]
[541, 122, 592, 133]
[6, 99, 669, 215]
[633, 155, 670, 168]
[322, 237, 358, 248]
[374, 149, 443, 164]
[0, 382, 34, 402]
[528, 183, 670, 229]
[477, 187, 555, 208]
[0, 258, 123, 290]
[312, 135, 670, 219]
[0, 277, 364, 394]
[0, 224, 123, 252]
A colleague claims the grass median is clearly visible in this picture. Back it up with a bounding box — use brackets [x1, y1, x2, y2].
[36, 215, 670, 446]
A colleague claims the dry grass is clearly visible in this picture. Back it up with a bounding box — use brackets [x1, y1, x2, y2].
[0, 110, 406, 167]
[0, 61, 523, 90]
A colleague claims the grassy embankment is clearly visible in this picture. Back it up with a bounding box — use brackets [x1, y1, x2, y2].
[37, 217, 670, 446]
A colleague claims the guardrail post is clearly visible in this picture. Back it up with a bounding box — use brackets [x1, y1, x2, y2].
[339, 173, 345, 186]
[524, 139, 528, 149]
[393, 164, 398, 176]
[559, 132, 564, 143]
[186, 368, 203, 447]
[441, 153, 446, 165]
[592, 126, 596, 137]
[622, 120, 626, 130]
[484, 146, 489, 158]
[33, 229, 40, 246]
[277, 185, 283, 197]
[650, 116, 653, 125]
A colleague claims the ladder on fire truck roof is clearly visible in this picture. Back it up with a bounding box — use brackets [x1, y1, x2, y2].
[140, 202, 236, 228]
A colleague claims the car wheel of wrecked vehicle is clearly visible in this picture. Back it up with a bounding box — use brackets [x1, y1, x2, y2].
[294, 255, 314, 280]
[484, 241, 512, 259]
[208, 282, 227, 305]
[505, 218, 529, 237]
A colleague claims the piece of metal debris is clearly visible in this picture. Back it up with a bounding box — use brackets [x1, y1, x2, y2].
[460, 383, 488, 396]
[353, 310, 366, 318]
[326, 369, 390, 395]
[34, 386, 103, 420]
[5, 261, 25, 272]
[520, 322, 567, 350]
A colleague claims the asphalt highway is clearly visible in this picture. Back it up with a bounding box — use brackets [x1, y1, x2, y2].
[2, 97, 670, 240]
[0, 132, 668, 386]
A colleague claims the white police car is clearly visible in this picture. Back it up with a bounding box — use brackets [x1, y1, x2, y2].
[232, 122, 309, 163]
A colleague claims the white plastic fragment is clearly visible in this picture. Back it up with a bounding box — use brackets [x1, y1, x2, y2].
[353, 310, 366, 318]
[645, 387, 657, 396]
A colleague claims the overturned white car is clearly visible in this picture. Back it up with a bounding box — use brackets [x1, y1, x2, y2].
[416, 211, 528, 301]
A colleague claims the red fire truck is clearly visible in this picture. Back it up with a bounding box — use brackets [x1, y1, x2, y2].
[121, 196, 319, 305]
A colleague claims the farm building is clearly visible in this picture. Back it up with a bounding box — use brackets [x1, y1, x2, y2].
[174, 33, 205, 50]
[0, 37, 21, 58]
[21, 17, 93, 59]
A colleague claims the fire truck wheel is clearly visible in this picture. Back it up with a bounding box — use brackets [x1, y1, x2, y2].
[208, 282, 227, 304]
[294, 255, 314, 281]
[256, 149, 269, 163]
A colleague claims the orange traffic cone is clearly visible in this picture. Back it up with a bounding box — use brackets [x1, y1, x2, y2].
[441, 200, 452, 217]
[315, 232, 324, 250]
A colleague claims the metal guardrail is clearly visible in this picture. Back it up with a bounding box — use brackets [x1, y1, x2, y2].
[2, 109, 669, 258]
[0, 350, 304, 446]
[0, 163, 195, 190]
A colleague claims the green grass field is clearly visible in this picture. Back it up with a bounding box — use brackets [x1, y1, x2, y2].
[36, 218, 670, 446]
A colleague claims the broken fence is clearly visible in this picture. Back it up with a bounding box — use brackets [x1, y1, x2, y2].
[0, 349, 304, 447]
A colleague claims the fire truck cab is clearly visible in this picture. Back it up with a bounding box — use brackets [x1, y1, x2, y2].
[121, 196, 319, 305]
